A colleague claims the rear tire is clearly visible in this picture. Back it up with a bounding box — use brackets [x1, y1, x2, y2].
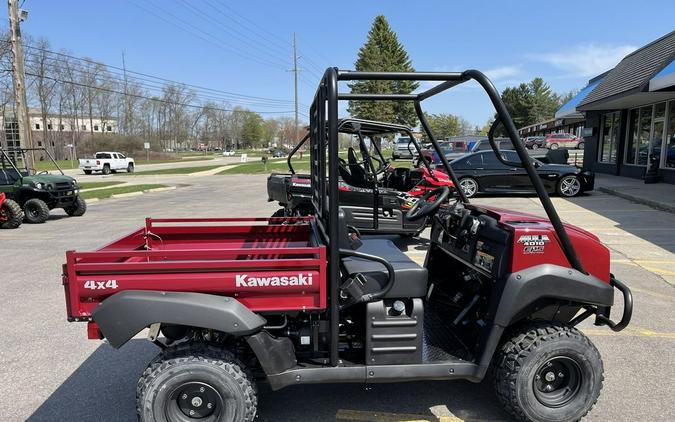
[137, 342, 257, 422]
[83, 170, 92, 175]
[459, 177, 479, 198]
[0, 198, 23, 229]
[549, 143, 559, 150]
[531, 144, 539, 150]
[102, 164, 111, 175]
[493, 323, 603, 422]
[23, 198, 50, 224]
[64, 196, 87, 217]
[577, 142, 584, 150]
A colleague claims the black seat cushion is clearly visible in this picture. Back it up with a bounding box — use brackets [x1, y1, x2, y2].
[341, 239, 428, 298]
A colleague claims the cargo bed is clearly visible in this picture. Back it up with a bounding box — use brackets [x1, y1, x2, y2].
[63, 217, 327, 320]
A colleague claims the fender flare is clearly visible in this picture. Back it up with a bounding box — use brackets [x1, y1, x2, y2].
[92, 290, 266, 348]
[492, 264, 614, 327]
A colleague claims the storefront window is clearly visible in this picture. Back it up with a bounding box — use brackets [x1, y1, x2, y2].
[626, 109, 639, 164]
[638, 106, 653, 165]
[599, 111, 620, 163]
[667, 101, 675, 168]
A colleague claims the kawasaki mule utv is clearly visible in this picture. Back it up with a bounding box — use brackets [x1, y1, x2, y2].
[0, 147, 86, 223]
[62, 69, 632, 422]
[267, 118, 453, 236]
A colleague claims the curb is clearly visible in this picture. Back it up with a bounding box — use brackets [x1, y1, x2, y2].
[111, 191, 144, 199]
[598, 187, 675, 214]
[143, 186, 177, 193]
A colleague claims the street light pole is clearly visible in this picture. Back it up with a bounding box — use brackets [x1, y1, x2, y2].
[7, 0, 33, 168]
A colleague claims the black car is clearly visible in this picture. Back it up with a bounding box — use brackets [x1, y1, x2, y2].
[524, 136, 546, 149]
[451, 150, 594, 198]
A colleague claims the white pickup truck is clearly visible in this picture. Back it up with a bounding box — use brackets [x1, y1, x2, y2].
[79, 152, 135, 175]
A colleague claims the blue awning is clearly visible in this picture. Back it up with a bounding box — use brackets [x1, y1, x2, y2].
[649, 58, 675, 91]
[555, 79, 603, 119]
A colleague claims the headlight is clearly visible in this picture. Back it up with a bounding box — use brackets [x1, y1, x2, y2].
[34, 182, 43, 190]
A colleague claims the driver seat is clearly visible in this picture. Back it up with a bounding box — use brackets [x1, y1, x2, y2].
[347, 147, 370, 188]
[338, 210, 428, 298]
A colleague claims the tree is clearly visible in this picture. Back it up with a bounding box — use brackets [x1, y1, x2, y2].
[241, 111, 264, 148]
[348, 15, 418, 127]
[528, 77, 560, 123]
[424, 113, 460, 139]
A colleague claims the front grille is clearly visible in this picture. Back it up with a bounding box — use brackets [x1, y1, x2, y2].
[55, 182, 71, 190]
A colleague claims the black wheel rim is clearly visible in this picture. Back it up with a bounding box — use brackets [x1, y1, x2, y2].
[533, 356, 582, 408]
[167, 382, 227, 421]
[27, 205, 39, 218]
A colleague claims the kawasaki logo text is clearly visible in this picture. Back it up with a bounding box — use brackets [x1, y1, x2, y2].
[235, 273, 313, 287]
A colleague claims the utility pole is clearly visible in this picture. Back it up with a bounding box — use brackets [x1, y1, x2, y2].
[291, 33, 299, 143]
[122, 51, 129, 136]
[7, 0, 33, 168]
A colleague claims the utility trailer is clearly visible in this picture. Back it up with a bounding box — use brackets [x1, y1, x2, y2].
[64, 69, 632, 422]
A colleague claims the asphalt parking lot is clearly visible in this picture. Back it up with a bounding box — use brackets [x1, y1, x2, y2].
[1, 173, 674, 422]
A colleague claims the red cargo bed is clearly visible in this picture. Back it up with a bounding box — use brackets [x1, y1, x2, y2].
[63, 217, 327, 320]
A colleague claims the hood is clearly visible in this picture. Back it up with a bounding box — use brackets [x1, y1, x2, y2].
[22, 173, 78, 186]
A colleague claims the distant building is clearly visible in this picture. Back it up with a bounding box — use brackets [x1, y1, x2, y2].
[519, 30, 675, 184]
[1, 108, 118, 159]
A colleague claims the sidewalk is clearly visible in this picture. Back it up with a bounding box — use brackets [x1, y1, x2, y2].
[595, 173, 675, 213]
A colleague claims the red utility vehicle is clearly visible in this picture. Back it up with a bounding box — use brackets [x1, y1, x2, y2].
[0, 192, 22, 229]
[63, 69, 632, 422]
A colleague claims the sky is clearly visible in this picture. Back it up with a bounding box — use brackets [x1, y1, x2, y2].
[15, 0, 675, 127]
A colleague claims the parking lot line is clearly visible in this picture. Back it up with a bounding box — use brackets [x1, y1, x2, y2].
[583, 326, 675, 340]
[336, 409, 482, 422]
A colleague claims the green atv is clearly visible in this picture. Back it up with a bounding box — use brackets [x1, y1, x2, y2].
[0, 147, 87, 224]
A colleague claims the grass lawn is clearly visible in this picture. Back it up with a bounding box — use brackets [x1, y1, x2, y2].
[78, 181, 125, 190]
[125, 165, 223, 175]
[35, 157, 213, 172]
[218, 159, 309, 175]
[80, 184, 168, 200]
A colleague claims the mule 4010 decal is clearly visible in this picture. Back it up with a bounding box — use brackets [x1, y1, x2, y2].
[517, 234, 550, 254]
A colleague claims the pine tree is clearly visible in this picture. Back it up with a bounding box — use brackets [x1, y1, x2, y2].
[348, 15, 419, 127]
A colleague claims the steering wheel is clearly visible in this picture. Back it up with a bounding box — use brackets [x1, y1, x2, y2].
[406, 186, 450, 221]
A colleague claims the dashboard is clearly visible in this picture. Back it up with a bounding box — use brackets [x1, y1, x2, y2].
[433, 204, 512, 279]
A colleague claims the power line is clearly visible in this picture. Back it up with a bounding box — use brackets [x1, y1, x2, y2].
[19, 70, 296, 115]
[6, 40, 296, 104]
[127, 0, 290, 71]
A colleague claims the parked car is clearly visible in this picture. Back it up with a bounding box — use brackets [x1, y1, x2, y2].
[79, 152, 135, 175]
[524, 136, 546, 149]
[451, 150, 594, 198]
[392, 137, 417, 159]
[222, 149, 236, 157]
[545, 133, 583, 150]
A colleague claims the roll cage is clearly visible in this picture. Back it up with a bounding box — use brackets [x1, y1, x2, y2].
[309, 68, 587, 366]
[0, 147, 66, 176]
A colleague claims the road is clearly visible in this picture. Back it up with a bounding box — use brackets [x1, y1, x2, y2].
[0, 173, 673, 422]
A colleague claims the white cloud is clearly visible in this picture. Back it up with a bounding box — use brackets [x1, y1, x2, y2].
[484, 65, 521, 81]
[532, 44, 637, 77]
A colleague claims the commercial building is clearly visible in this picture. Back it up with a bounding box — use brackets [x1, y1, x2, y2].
[577, 30, 675, 183]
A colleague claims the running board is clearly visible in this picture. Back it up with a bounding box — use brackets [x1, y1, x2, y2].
[267, 360, 481, 390]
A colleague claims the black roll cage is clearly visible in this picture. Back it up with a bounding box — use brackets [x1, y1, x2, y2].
[309, 68, 586, 366]
[0, 147, 65, 176]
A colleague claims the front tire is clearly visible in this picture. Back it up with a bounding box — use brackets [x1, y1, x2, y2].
[459, 177, 479, 198]
[64, 196, 87, 217]
[137, 343, 257, 422]
[549, 143, 559, 150]
[127, 163, 135, 173]
[577, 142, 584, 150]
[0, 198, 23, 229]
[493, 323, 603, 422]
[557, 175, 582, 197]
[23, 198, 50, 224]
